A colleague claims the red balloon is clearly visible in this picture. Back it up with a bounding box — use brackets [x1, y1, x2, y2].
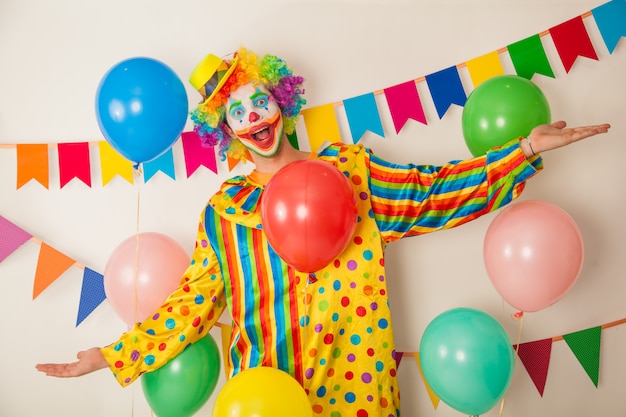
[483, 200, 584, 312]
[261, 159, 357, 273]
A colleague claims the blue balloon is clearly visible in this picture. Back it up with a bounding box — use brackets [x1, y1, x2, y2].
[95, 57, 188, 163]
[420, 308, 514, 416]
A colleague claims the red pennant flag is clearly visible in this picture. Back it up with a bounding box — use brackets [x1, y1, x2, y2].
[33, 242, 77, 299]
[0, 215, 33, 262]
[181, 131, 218, 177]
[395, 351, 404, 370]
[514, 338, 553, 396]
[549, 16, 599, 73]
[384, 81, 427, 134]
[58, 142, 92, 188]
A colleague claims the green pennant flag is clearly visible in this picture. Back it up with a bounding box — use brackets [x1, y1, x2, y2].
[507, 34, 555, 80]
[562, 326, 602, 387]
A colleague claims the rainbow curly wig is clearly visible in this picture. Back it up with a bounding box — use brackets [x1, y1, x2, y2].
[190, 47, 306, 161]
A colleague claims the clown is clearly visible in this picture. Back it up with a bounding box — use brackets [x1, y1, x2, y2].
[37, 47, 610, 417]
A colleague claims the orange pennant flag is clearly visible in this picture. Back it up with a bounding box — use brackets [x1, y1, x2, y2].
[98, 141, 134, 186]
[301, 104, 342, 152]
[226, 149, 253, 172]
[466, 51, 505, 88]
[415, 353, 440, 410]
[220, 324, 232, 380]
[16, 144, 49, 189]
[33, 242, 77, 299]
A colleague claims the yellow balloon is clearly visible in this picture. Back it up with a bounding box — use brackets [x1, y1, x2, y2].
[212, 367, 313, 417]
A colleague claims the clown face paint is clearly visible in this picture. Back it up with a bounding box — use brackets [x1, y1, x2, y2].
[225, 82, 284, 157]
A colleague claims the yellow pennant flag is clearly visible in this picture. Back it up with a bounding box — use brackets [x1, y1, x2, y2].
[301, 104, 342, 152]
[220, 324, 232, 380]
[98, 141, 134, 186]
[415, 352, 441, 410]
[466, 50, 505, 88]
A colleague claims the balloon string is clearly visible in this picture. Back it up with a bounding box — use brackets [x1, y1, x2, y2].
[498, 311, 524, 417]
[132, 166, 142, 417]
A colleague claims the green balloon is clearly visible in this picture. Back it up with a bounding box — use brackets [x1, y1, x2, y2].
[141, 334, 222, 417]
[462, 75, 551, 157]
[420, 308, 514, 416]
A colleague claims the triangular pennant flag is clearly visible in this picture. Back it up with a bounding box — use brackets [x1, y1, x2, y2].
[0, 215, 32, 263]
[384, 81, 427, 134]
[549, 16, 599, 73]
[143, 148, 176, 182]
[221, 324, 232, 380]
[592, 0, 626, 54]
[465, 50, 505, 87]
[343, 92, 385, 143]
[562, 326, 602, 387]
[395, 351, 404, 370]
[181, 131, 218, 178]
[507, 34, 556, 80]
[425, 66, 467, 119]
[33, 242, 76, 299]
[301, 104, 342, 152]
[16, 144, 49, 189]
[226, 149, 253, 172]
[98, 141, 134, 186]
[514, 338, 553, 396]
[286, 130, 300, 151]
[57, 142, 92, 188]
[415, 352, 440, 410]
[76, 267, 106, 327]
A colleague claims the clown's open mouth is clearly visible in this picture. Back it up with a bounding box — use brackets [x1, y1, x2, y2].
[252, 126, 271, 142]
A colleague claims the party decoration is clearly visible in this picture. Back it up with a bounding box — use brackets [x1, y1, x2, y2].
[142, 334, 221, 417]
[260, 159, 357, 272]
[212, 367, 312, 417]
[483, 200, 584, 312]
[103, 232, 190, 326]
[420, 308, 514, 416]
[462, 75, 551, 156]
[95, 57, 188, 164]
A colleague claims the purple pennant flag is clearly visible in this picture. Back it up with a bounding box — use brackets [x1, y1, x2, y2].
[76, 267, 106, 327]
[0, 215, 32, 263]
[142, 147, 176, 182]
[343, 92, 385, 143]
[425, 66, 467, 119]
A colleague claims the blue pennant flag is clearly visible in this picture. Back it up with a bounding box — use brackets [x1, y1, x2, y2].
[143, 148, 176, 182]
[76, 267, 106, 327]
[592, 0, 626, 54]
[343, 92, 385, 143]
[425, 66, 467, 119]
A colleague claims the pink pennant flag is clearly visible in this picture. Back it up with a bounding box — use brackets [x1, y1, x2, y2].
[58, 142, 92, 188]
[0, 215, 33, 262]
[384, 81, 427, 134]
[181, 131, 218, 177]
[549, 16, 599, 73]
[514, 338, 553, 396]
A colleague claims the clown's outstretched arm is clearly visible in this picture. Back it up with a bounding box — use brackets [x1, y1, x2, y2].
[36, 347, 107, 377]
[521, 121, 611, 158]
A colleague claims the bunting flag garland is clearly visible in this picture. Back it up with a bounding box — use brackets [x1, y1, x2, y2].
[425, 66, 467, 119]
[0, 215, 106, 326]
[514, 338, 553, 396]
[343, 92, 385, 143]
[549, 16, 599, 73]
[592, 0, 626, 54]
[3, 1, 625, 187]
[507, 34, 556, 80]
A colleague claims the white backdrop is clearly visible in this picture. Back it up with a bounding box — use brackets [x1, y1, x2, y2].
[1, 0, 626, 416]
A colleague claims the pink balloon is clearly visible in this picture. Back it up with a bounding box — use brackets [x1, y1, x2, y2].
[104, 232, 190, 326]
[483, 200, 584, 312]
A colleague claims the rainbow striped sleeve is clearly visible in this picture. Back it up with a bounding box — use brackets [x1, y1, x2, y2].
[367, 139, 543, 242]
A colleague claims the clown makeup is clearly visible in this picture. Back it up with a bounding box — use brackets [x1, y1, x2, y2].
[224, 82, 284, 157]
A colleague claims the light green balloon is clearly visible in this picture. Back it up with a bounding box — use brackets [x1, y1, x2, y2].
[462, 75, 551, 157]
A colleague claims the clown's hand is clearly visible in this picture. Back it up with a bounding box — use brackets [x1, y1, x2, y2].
[36, 347, 108, 378]
[521, 121, 611, 158]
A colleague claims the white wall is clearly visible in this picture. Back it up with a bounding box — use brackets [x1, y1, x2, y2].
[1, 0, 625, 416]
